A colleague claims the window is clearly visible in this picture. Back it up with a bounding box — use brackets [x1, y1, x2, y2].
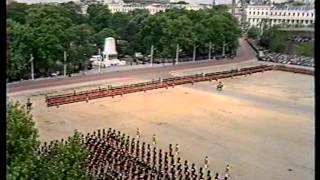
[288, 12, 290, 16]
[262, 12, 264, 15]
[266, 12, 268, 15]
[253, 12, 255, 15]
[297, 13, 300, 16]
[302, 13, 304, 16]
[257, 12, 260, 15]
[293, 13, 295, 16]
[306, 13, 309, 16]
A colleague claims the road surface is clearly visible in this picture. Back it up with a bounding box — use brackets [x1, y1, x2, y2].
[8, 39, 256, 93]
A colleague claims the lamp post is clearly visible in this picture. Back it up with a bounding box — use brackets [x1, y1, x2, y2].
[98, 48, 101, 73]
[175, 44, 179, 65]
[208, 42, 212, 60]
[30, 54, 34, 80]
[63, 51, 67, 77]
[83, 53, 87, 75]
[222, 41, 226, 57]
[150, 45, 154, 66]
[193, 44, 196, 62]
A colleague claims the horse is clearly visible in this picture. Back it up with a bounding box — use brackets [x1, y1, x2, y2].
[216, 83, 223, 91]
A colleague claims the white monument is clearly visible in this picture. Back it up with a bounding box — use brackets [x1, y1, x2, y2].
[103, 37, 118, 61]
[91, 37, 126, 67]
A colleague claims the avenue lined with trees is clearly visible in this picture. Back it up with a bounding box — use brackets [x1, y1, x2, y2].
[7, 2, 241, 82]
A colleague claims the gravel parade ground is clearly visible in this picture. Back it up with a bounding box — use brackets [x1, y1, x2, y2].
[10, 69, 314, 180]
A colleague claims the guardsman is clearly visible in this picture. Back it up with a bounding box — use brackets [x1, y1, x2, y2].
[152, 134, 157, 146]
[169, 144, 173, 156]
[225, 164, 230, 173]
[175, 144, 180, 156]
[136, 128, 140, 139]
[204, 156, 209, 169]
[207, 170, 212, 180]
[26, 98, 32, 111]
[214, 173, 220, 180]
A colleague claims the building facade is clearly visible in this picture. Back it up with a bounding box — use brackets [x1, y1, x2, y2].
[107, 3, 204, 14]
[245, 5, 315, 27]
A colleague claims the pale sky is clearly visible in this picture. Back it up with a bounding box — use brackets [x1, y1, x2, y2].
[13, 0, 232, 5]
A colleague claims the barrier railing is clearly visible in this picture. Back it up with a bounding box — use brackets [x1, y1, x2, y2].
[46, 64, 313, 107]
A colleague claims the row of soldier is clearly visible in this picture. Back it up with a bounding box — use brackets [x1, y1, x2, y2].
[38, 128, 231, 179]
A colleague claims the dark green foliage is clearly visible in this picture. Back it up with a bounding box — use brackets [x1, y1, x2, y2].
[35, 131, 90, 179]
[7, 2, 241, 81]
[7, 102, 91, 179]
[247, 26, 261, 39]
[269, 32, 286, 53]
[7, 102, 39, 179]
[295, 43, 314, 57]
[259, 26, 290, 53]
[7, 19, 33, 81]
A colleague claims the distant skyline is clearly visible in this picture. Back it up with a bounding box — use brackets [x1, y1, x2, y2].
[13, 0, 233, 5]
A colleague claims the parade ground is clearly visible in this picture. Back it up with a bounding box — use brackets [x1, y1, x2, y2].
[10, 69, 314, 180]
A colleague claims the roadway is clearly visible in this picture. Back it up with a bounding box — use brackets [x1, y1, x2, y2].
[7, 38, 257, 93]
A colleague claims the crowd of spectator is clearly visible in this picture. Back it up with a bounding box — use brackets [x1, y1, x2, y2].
[261, 52, 314, 67]
[288, 35, 313, 43]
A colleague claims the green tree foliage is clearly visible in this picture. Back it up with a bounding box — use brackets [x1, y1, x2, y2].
[7, 102, 91, 179]
[87, 4, 112, 31]
[247, 26, 261, 39]
[35, 131, 90, 179]
[26, 5, 73, 73]
[95, 28, 118, 49]
[269, 32, 286, 52]
[7, 20, 33, 81]
[7, 2, 33, 24]
[7, 102, 39, 179]
[259, 26, 287, 53]
[67, 24, 96, 71]
[295, 43, 314, 57]
[7, 2, 241, 81]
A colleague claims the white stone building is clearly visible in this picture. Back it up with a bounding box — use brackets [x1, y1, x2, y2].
[107, 3, 203, 14]
[245, 5, 315, 28]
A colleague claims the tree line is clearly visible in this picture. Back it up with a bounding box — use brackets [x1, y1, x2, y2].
[7, 2, 241, 82]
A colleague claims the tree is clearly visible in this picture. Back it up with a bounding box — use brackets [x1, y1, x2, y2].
[35, 131, 90, 179]
[59, 1, 84, 25]
[247, 26, 261, 39]
[7, 102, 91, 179]
[26, 5, 73, 74]
[7, 102, 39, 179]
[87, 4, 112, 32]
[7, 19, 33, 81]
[95, 28, 118, 49]
[109, 12, 131, 37]
[295, 43, 314, 57]
[269, 32, 286, 53]
[67, 24, 96, 71]
[7, 2, 33, 24]
[259, 26, 286, 53]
